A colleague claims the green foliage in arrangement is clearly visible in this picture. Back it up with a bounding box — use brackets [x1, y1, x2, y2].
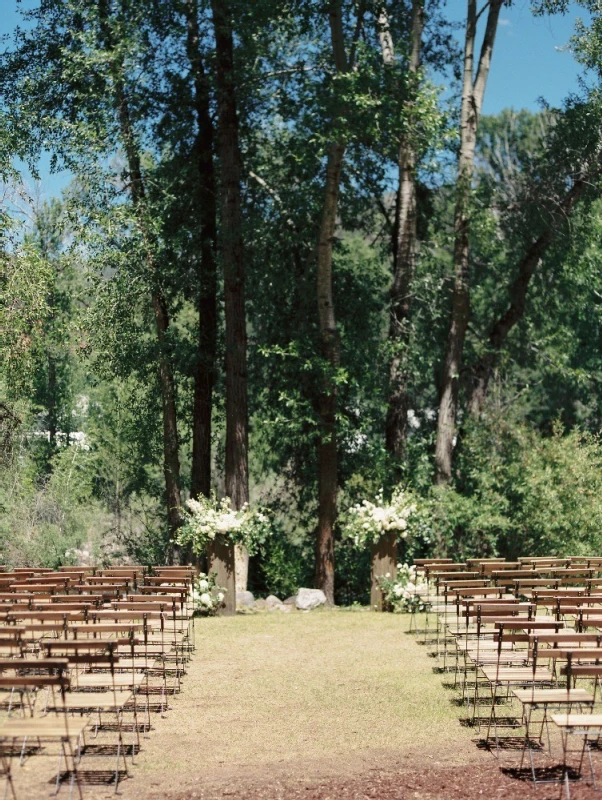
[176, 496, 273, 557]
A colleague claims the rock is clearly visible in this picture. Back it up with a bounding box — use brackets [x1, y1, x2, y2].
[270, 603, 291, 613]
[295, 588, 327, 611]
[265, 595, 282, 609]
[236, 590, 255, 609]
[254, 598, 268, 610]
[283, 595, 297, 605]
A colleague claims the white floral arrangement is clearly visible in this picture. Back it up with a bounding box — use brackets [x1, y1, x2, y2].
[342, 488, 417, 548]
[175, 494, 272, 556]
[192, 572, 226, 616]
[377, 563, 430, 613]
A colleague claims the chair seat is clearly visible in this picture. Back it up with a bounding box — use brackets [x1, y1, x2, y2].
[513, 688, 594, 704]
[551, 713, 602, 729]
[482, 666, 553, 682]
[49, 691, 133, 710]
[75, 673, 145, 690]
[0, 716, 89, 739]
[469, 653, 527, 665]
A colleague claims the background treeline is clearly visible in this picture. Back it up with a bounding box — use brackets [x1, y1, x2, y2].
[2, 0, 602, 604]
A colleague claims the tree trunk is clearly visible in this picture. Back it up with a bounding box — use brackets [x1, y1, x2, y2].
[370, 532, 397, 611]
[152, 291, 183, 541]
[467, 176, 589, 415]
[381, 0, 424, 471]
[186, 0, 218, 501]
[434, 0, 502, 484]
[313, 0, 366, 603]
[315, 141, 344, 606]
[210, 0, 249, 591]
[313, 0, 355, 605]
[98, 2, 183, 550]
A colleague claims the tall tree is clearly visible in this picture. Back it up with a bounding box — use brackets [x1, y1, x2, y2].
[434, 0, 503, 483]
[314, 0, 365, 603]
[185, 0, 218, 501]
[210, 0, 250, 590]
[378, 0, 425, 472]
[98, 0, 183, 546]
[467, 103, 602, 414]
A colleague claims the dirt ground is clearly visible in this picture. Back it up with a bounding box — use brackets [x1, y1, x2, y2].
[7, 610, 602, 798]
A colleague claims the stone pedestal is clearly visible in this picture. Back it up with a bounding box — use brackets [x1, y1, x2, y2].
[370, 532, 398, 610]
[235, 544, 249, 593]
[207, 538, 236, 615]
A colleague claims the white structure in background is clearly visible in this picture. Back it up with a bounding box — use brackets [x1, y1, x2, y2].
[31, 394, 90, 450]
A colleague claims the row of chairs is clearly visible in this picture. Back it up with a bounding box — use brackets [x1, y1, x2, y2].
[0, 564, 197, 798]
[409, 556, 602, 796]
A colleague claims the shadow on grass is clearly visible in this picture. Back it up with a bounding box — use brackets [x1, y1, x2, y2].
[56, 769, 129, 787]
[502, 764, 580, 783]
[474, 735, 528, 752]
[79, 743, 137, 757]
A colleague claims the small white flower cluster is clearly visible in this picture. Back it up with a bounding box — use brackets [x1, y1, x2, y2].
[378, 562, 429, 613]
[191, 572, 226, 616]
[175, 495, 272, 556]
[344, 488, 417, 547]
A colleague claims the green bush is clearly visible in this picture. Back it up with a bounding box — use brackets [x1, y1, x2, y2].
[416, 416, 602, 560]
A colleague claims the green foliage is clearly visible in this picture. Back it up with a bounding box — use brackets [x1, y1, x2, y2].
[1, 0, 602, 606]
[0, 246, 52, 399]
[420, 412, 602, 561]
[248, 530, 313, 601]
[176, 496, 273, 557]
[0, 435, 104, 568]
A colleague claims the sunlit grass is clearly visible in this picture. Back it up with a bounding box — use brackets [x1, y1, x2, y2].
[124, 609, 483, 796]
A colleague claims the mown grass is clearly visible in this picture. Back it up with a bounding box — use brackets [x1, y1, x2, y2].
[123, 609, 484, 797]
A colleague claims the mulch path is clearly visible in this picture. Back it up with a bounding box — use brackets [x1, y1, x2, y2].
[173, 762, 601, 799]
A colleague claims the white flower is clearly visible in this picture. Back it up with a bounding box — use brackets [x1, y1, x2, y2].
[394, 586, 403, 598]
[200, 592, 212, 607]
[217, 592, 224, 602]
[385, 572, 390, 579]
[198, 579, 209, 592]
[186, 498, 203, 514]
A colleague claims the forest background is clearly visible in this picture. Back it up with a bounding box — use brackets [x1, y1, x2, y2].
[2, 0, 602, 605]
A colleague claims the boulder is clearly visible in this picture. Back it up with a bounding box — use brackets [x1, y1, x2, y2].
[265, 594, 282, 610]
[254, 598, 268, 610]
[283, 595, 297, 606]
[236, 590, 255, 609]
[295, 588, 327, 611]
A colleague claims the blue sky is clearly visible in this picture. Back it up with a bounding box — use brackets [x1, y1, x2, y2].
[453, 0, 589, 115]
[0, 0, 591, 198]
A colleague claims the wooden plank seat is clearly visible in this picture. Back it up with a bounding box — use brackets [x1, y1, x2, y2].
[0, 663, 88, 800]
[48, 648, 140, 781]
[550, 712, 602, 791]
[513, 687, 596, 785]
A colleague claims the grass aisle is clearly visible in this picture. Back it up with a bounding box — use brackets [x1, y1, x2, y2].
[122, 610, 487, 799]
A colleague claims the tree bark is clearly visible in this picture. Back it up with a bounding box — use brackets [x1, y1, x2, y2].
[467, 176, 590, 415]
[210, 0, 249, 591]
[315, 141, 344, 606]
[380, 0, 424, 471]
[434, 0, 502, 484]
[314, 0, 358, 605]
[186, 0, 218, 501]
[98, 1, 183, 550]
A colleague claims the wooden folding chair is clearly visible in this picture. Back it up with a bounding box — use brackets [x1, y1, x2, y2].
[0, 659, 88, 800]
